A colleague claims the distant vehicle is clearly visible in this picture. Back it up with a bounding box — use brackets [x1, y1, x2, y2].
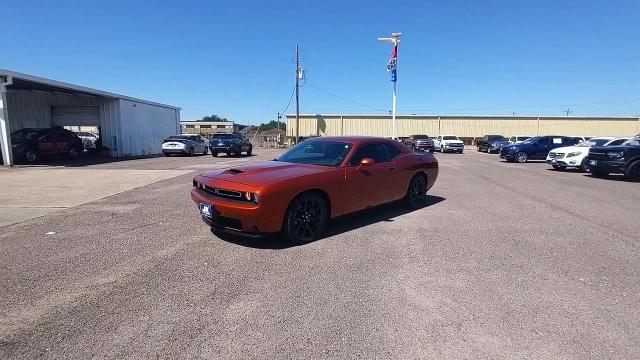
[383, 136, 402, 142]
[486, 138, 510, 154]
[404, 135, 435, 152]
[76, 131, 99, 150]
[433, 135, 464, 153]
[477, 135, 506, 153]
[546, 137, 629, 171]
[499, 136, 580, 163]
[508, 135, 532, 144]
[586, 134, 640, 181]
[209, 132, 252, 157]
[191, 136, 439, 243]
[162, 135, 209, 156]
[10, 128, 84, 163]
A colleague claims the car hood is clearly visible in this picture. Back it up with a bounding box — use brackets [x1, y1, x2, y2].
[199, 161, 330, 186]
[590, 145, 632, 152]
[549, 145, 586, 153]
[441, 139, 463, 144]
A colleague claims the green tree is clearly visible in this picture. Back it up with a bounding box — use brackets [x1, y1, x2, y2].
[258, 120, 286, 131]
[200, 114, 230, 122]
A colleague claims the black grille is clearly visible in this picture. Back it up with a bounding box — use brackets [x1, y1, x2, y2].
[194, 181, 253, 203]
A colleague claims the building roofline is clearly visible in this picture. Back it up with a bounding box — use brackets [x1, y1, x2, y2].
[0, 69, 181, 110]
[285, 113, 640, 120]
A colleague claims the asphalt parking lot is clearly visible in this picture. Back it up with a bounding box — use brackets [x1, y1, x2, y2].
[1, 148, 639, 359]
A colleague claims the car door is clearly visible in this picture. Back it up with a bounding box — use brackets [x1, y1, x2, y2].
[531, 137, 552, 159]
[344, 142, 393, 209]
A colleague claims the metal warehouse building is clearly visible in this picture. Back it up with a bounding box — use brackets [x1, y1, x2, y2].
[1, 69, 180, 166]
[286, 114, 640, 141]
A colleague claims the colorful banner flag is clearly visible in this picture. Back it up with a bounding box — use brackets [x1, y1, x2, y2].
[386, 46, 397, 82]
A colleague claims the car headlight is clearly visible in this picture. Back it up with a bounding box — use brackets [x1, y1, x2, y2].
[567, 151, 582, 158]
[607, 151, 624, 159]
[244, 192, 260, 204]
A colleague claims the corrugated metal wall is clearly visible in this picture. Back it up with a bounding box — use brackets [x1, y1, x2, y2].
[99, 98, 121, 156]
[117, 99, 180, 156]
[287, 115, 640, 138]
[6, 89, 99, 129]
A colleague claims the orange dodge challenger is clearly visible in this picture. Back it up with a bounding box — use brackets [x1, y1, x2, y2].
[191, 136, 439, 244]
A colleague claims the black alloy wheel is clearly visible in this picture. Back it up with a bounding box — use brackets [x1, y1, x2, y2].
[24, 149, 38, 163]
[284, 192, 328, 244]
[625, 161, 640, 181]
[189, 147, 195, 156]
[404, 174, 428, 210]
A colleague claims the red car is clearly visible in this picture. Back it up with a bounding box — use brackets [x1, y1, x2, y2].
[191, 136, 439, 243]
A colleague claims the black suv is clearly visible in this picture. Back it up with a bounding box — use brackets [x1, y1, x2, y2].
[209, 132, 253, 157]
[403, 135, 435, 152]
[477, 135, 507, 153]
[586, 135, 640, 181]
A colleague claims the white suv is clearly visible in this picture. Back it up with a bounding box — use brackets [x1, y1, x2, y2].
[433, 135, 464, 153]
[546, 137, 628, 171]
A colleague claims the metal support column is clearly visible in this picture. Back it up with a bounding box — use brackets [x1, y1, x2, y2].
[0, 75, 14, 166]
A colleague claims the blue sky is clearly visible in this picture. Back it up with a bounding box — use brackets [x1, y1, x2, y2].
[2, 0, 639, 124]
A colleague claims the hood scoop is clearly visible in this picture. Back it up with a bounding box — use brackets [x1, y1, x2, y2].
[223, 168, 244, 175]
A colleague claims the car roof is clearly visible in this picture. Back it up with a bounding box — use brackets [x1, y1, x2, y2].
[305, 136, 401, 145]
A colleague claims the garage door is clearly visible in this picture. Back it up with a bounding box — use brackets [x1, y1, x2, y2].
[52, 106, 100, 127]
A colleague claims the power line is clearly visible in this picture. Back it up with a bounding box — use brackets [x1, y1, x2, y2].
[305, 82, 387, 112]
[280, 86, 296, 115]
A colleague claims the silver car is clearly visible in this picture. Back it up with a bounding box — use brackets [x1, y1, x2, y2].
[162, 135, 209, 156]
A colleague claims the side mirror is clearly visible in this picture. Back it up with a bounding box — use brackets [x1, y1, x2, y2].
[357, 157, 375, 169]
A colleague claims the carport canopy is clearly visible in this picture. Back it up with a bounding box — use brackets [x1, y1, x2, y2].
[0, 69, 179, 166]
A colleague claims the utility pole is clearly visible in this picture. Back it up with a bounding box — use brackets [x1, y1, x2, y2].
[295, 45, 300, 144]
[564, 108, 572, 116]
[277, 111, 281, 147]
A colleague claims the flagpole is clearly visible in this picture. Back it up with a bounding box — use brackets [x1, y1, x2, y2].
[378, 33, 402, 139]
[392, 79, 397, 139]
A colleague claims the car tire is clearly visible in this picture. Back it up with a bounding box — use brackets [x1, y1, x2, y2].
[580, 158, 590, 173]
[624, 161, 640, 181]
[163, 153, 171, 157]
[24, 149, 38, 163]
[429, 149, 434, 153]
[403, 174, 428, 210]
[477, 146, 481, 152]
[247, 146, 252, 156]
[283, 192, 328, 244]
[515, 151, 528, 163]
[211, 151, 218, 157]
[203, 147, 209, 155]
[459, 150, 464, 154]
[189, 148, 195, 156]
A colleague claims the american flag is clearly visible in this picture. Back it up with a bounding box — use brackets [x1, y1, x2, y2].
[386, 46, 397, 82]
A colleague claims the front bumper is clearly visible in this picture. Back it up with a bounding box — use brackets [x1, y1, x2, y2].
[500, 151, 515, 160]
[586, 158, 627, 174]
[191, 187, 283, 235]
[442, 144, 464, 152]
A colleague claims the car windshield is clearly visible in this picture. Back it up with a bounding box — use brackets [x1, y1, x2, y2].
[517, 136, 531, 141]
[443, 136, 458, 140]
[577, 139, 609, 147]
[413, 135, 429, 139]
[276, 141, 353, 167]
[212, 134, 234, 139]
[11, 129, 43, 140]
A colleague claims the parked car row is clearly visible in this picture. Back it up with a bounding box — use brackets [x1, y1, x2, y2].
[475, 133, 640, 181]
[162, 132, 253, 157]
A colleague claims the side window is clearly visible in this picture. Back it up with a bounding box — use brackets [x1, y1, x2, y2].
[350, 143, 390, 165]
[610, 139, 625, 146]
[384, 143, 402, 161]
[537, 137, 551, 145]
[509, 137, 514, 142]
